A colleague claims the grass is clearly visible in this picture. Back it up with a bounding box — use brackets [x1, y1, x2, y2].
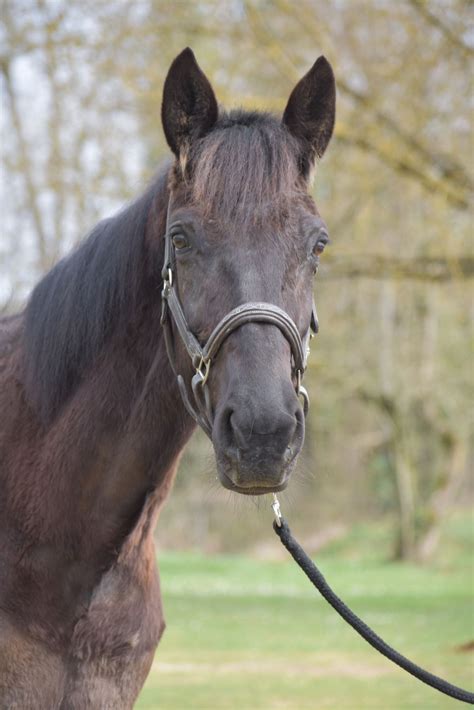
[136, 511, 473, 709]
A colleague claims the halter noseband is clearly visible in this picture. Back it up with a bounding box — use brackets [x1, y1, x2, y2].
[160, 200, 319, 439]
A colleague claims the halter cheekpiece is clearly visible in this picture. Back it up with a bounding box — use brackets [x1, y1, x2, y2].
[160, 198, 319, 438]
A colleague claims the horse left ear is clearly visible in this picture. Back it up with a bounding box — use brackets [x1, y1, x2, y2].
[161, 47, 218, 159]
[283, 56, 336, 176]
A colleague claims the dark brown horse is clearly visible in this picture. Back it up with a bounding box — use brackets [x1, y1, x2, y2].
[0, 49, 335, 708]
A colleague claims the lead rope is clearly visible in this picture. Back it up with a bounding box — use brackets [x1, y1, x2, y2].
[271, 495, 474, 705]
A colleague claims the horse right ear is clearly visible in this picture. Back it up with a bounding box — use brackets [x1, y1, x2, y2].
[161, 48, 218, 159]
[283, 56, 336, 177]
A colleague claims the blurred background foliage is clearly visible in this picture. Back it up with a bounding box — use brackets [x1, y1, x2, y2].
[1, 0, 472, 562]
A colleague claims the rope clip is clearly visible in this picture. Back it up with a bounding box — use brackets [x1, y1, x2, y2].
[272, 493, 282, 527]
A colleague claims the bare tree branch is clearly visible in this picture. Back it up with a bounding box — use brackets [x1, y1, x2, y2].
[1, 58, 48, 266]
[322, 254, 474, 281]
[408, 0, 474, 58]
[246, 0, 472, 210]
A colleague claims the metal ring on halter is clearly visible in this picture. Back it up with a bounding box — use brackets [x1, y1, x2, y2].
[296, 369, 302, 395]
[191, 371, 213, 431]
[295, 370, 309, 416]
[298, 385, 310, 417]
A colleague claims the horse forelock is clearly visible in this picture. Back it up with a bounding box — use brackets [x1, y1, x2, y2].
[189, 111, 302, 225]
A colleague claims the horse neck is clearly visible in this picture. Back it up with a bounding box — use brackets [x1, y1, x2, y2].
[76, 315, 194, 552]
[59, 218, 195, 557]
[12, 179, 195, 557]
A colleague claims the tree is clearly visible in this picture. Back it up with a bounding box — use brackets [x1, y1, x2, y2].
[1, 0, 472, 558]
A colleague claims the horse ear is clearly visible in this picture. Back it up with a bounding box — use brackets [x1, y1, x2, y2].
[161, 48, 218, 158]
[283, 56, 336, 175]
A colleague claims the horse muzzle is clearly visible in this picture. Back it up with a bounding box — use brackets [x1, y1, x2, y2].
[212, 379, 305, 494]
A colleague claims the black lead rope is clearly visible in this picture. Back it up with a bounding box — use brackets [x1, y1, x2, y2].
[273, 517, 474, 704]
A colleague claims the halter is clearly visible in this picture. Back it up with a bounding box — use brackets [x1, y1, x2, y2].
[160, 199, 319, 439]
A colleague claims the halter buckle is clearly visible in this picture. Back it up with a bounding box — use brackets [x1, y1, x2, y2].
[195, 357, 211, 386]
[161, 268, 173, 299]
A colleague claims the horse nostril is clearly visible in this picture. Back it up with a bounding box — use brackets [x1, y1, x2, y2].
[295, 402, 304, 428]
[224, 404, 300, 454]
[228, 411, 247, 450]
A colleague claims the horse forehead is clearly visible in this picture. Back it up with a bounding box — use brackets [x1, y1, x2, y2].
[219, 240, 290, 292]
[212, 206, 302, 244]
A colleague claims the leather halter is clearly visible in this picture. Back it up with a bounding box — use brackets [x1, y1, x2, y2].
[160, 201, 319, 439]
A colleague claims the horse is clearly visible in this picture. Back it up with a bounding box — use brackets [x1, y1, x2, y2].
[0, 48, 335, 708]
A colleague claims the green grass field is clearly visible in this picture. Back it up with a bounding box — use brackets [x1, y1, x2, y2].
[136, 513, 473, 710]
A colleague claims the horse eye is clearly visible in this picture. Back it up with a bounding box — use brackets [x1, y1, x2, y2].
[313, 235, 329, 255]
[172, 234, 189, 250]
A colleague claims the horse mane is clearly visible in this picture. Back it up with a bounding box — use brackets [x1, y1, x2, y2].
[23, 164, 170, 424]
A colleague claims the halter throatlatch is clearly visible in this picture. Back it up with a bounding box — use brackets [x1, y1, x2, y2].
[160, 200, 319, 439]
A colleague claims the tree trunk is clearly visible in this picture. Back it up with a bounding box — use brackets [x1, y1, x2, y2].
[417, 438, 468, 562]
[393, 440, 417, 560]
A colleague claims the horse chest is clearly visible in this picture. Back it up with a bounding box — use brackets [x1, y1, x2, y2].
[64, 559, 165, 709]
[1, 541, 165, 709]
